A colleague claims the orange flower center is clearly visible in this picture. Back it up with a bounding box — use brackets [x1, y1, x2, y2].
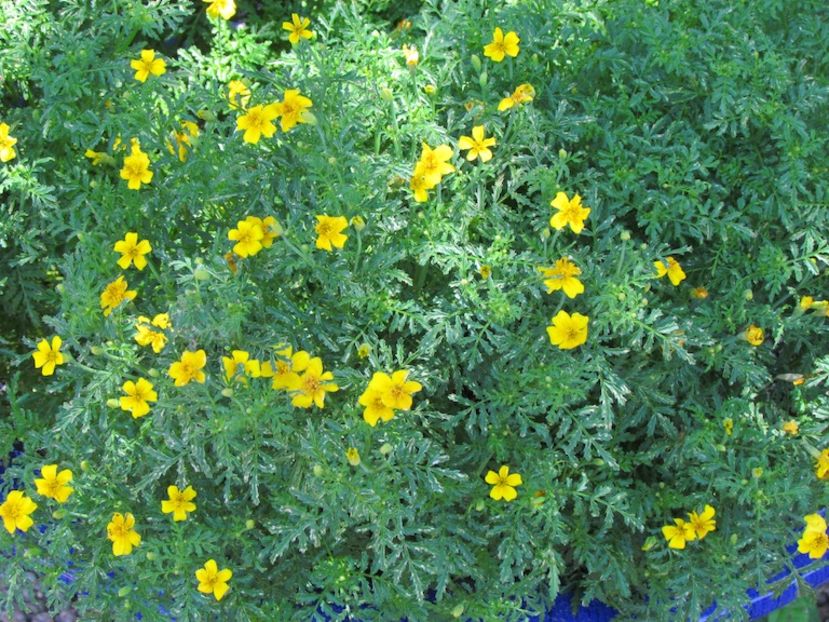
[303, 375, 320, 394]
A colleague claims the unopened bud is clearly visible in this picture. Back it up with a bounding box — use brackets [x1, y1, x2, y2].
[106, 398, 119, 409]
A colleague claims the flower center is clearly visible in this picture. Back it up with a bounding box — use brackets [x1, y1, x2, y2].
[303, 375, 320, 393]
[317, 222, 332, 236]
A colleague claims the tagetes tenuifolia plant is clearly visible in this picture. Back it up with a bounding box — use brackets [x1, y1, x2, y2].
[4, 0, 829, 620]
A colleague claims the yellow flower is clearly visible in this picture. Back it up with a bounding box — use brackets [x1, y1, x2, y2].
[479, 265, 492, 280]
[246, 215, 281, 247]
[358, 380, 397, 427]
[34, 465, 74, 503]
[417, 142, 455, 187]
[744, 324, 764, 346]
[0, 491, 37, 534]
[228, 218, 265, 258]
[800, 295, 814, 310]
[119, 142, 153, 190]
[227, 79, 251, 110]
[264, 346, 311, 391]
[287, 356, 339, 409]
[410, 165, 432, 203]
[100, 275, 137, 317]
[661, 517, 696, 549]
[815, 449, 829, 480]
[203, 0, 235, 20]
[458, 125, 496, 162]
[546, 310, 589, 350]
[84, 149, 111, 166]
[161, 485, 197, 521]
[483, 27, 520, 62]
[130, 49, 166, 83]
[113, 232, 152, 270]
[32, 336, 65, 376]
[236, 103, 280, 144]
[485, 465, 522, 501]
[196, 559, 233, 601]
[402, 44, 419, 67]
[687, 505, 716, 540]
[691, 286, 709, 299]
[168, 349, 207, 387]
[350, 215, 366, 231]
[345, 447, 361, 466]
[357, 343, 371, 359]
[107, 512, 140, 556]
[119, 378, 158, 418]
[167, 120, 199, 162]
[654, 257, 687, 286]
[797, 514, 829, 559]
[315, 215, 349, 252]
[282, 13, 313, 45]
[497, 83, 535, 111]
[222, 350, 261, 384]
[539, 258, 584, 298]
[549, 192, 590, 234]
[275, 89, 314, 132]
[134, 319, 168, 353]
[0, 122, 18, 162]
[723, 417, 734, 436]
[782, 420, 799, 435]
[370, 370, 422, 411]
[150, 313, 171, 329]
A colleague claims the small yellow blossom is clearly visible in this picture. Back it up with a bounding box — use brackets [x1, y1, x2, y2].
[315, 215, 349, 252]
[119, 378, 158, 418]
[815, 449, 829, 480]
[236, 104, 280, 144]
[100, 275, 137, 317]
[114, 232, 152, 270]
[228, 218, 265, 258]
[687, 505, 716, 540]
[0, 491, 37, 534]
[168, 349, 207, 387]
[402, 44, 419, 67]
[264, 346, 310, 390]
[130, 49, 166, 83]
[196, 560, 232, 601]
[167, 120, 199, 162]
[135, 316, 169, 353]
[485, 465, 522, 501]
[410, 165, 432, 203]
[107, 512, 140, 556]
[357, 343, 371, 359]
[654, 257, 687, 286]
[282, 13, 313, 45]
[222, 350, 261, 384]
[120, 142, 153, 190]
[32, 336, 65, 376]
[0, 123, 17, 162]
[161, 485, 197, 521]
[497, 83, 535, 111]
[275, 89, 314, 132]
[359, 383, 396, 427]
[458, 126, 496, 162]
[417, 142, 455, 187]
[782, 420, 799, 436]
[246, 215, 281, 247]
[797, 514, 829, 559]
[34, 465, 74, 503]
[691, 286, 709, 299]
[723, 417, 734, 436]
[661, 517, 695, 549]
[479, 265, 492, 280]
[371, 370, 422, 411]
[345, 447, 361, 466]
[288, 357, 339, 409]
[546, 310, 589, 350]
[800, 295, 814, 310]
[227, 80, 251, 110]
[538, 258, 584, 298]
[84, 149, 110, 166]
[744, 324, 764, 346]
[549, 192, 590, 234]
[483, 27, 520, 62]
[203, 0, 235, 20]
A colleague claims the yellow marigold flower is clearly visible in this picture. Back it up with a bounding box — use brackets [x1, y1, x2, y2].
[497, 83, 535, 111]
[168, 349, 207, 387]
[32, 336, 65, 376]
[687, 505, 716, 540]
[345, 447, 361, 466]
[120, 142, 153, 190]
[358, 383, 396, 427]
[288, 357, 339, 409]
[744, 324, 764, 346]
[691, 286, 709, 299]
[782, 420, 799, 435]
[167, 120, 199, 162]
[458, 125, 496, 162]
[34, 465, 74, 503]
[150, 313, 170, 329]
[410, 165, 431, 203]
[0, 491, 37, 534]
[203, 0, 235, 20]
[797, 514, 829, 559]
[661, 517, 696, 549]
[402, 44, 419, 67]
[723, 417, 734, 436]
[107, 512, 140, 556]
[236, 103, 280, 144]
[228, 218, 265, 258]
[130, 49, 166, 83]
[134, 321, 167, 353]
[283, 13, 313, 44]
[654, 257, 686, 286]
[417, 142, 455, 187]
[245, 215, 281, 247]
[479, 264, 492, 280]
[315, 215, 349, 252]
[423, 84, 437, 95]
[546, 310, 589, 350]
[350, 215, 366, 231]
[222, 350, 261, 384]
[119, 378, 157, 418]
[227, 79, 251, 110]
[357, 343, 371, 359]
[196, 559, 232, 601]
[161, 485, 197, 521]
[815, 449, 829, 480]
[275, 89, 314, 132]
[485, 465, 522, 501]
[113, 232, 152, 270]
[483, 27, 520, 62]
[264, 346, 311, 390]
[538, 258, 584, 298]
[84, 149, 112, 166]
[370, 370, 422, 411]
[800, 295, 814, 310]
[100, 275, 137, 317]
[0, 123, 17, 163]
[549, 192, 590, 234]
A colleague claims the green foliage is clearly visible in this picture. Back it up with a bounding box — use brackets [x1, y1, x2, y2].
[1, 0, 828, 620]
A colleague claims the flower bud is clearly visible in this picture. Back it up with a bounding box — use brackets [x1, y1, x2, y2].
[479, 71, 488, 88]
[424, 84, 436, 95]
[641, 536, 659, 551]
[90, 345, 104, 355]
[52, 510, 66, 520]
[312, 464, 324, 477]
[380, 87, 394, 101]
[470, 55, 482, 72]
[106, 398, 119, 409]
[620, 230, 631, 241]
[245, 519, 255, 530]
[452, 605, 465, 618]
[743, 289, 753, 301]
[379, 443, 393, 455]
[221, 388, 234, 398]
[475, 499, 485, 511]
[80, 460, 89, 472]
[55, 283, 65, 294]
[558, 148, 567, 159]
[147, 368, 159, 378]
[146, 551, 157, 560]
[194, 266, 210, 281]
[350, 215, 366, 231]
[196, 109, 216, 122]
[118, 586, 132, 597]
